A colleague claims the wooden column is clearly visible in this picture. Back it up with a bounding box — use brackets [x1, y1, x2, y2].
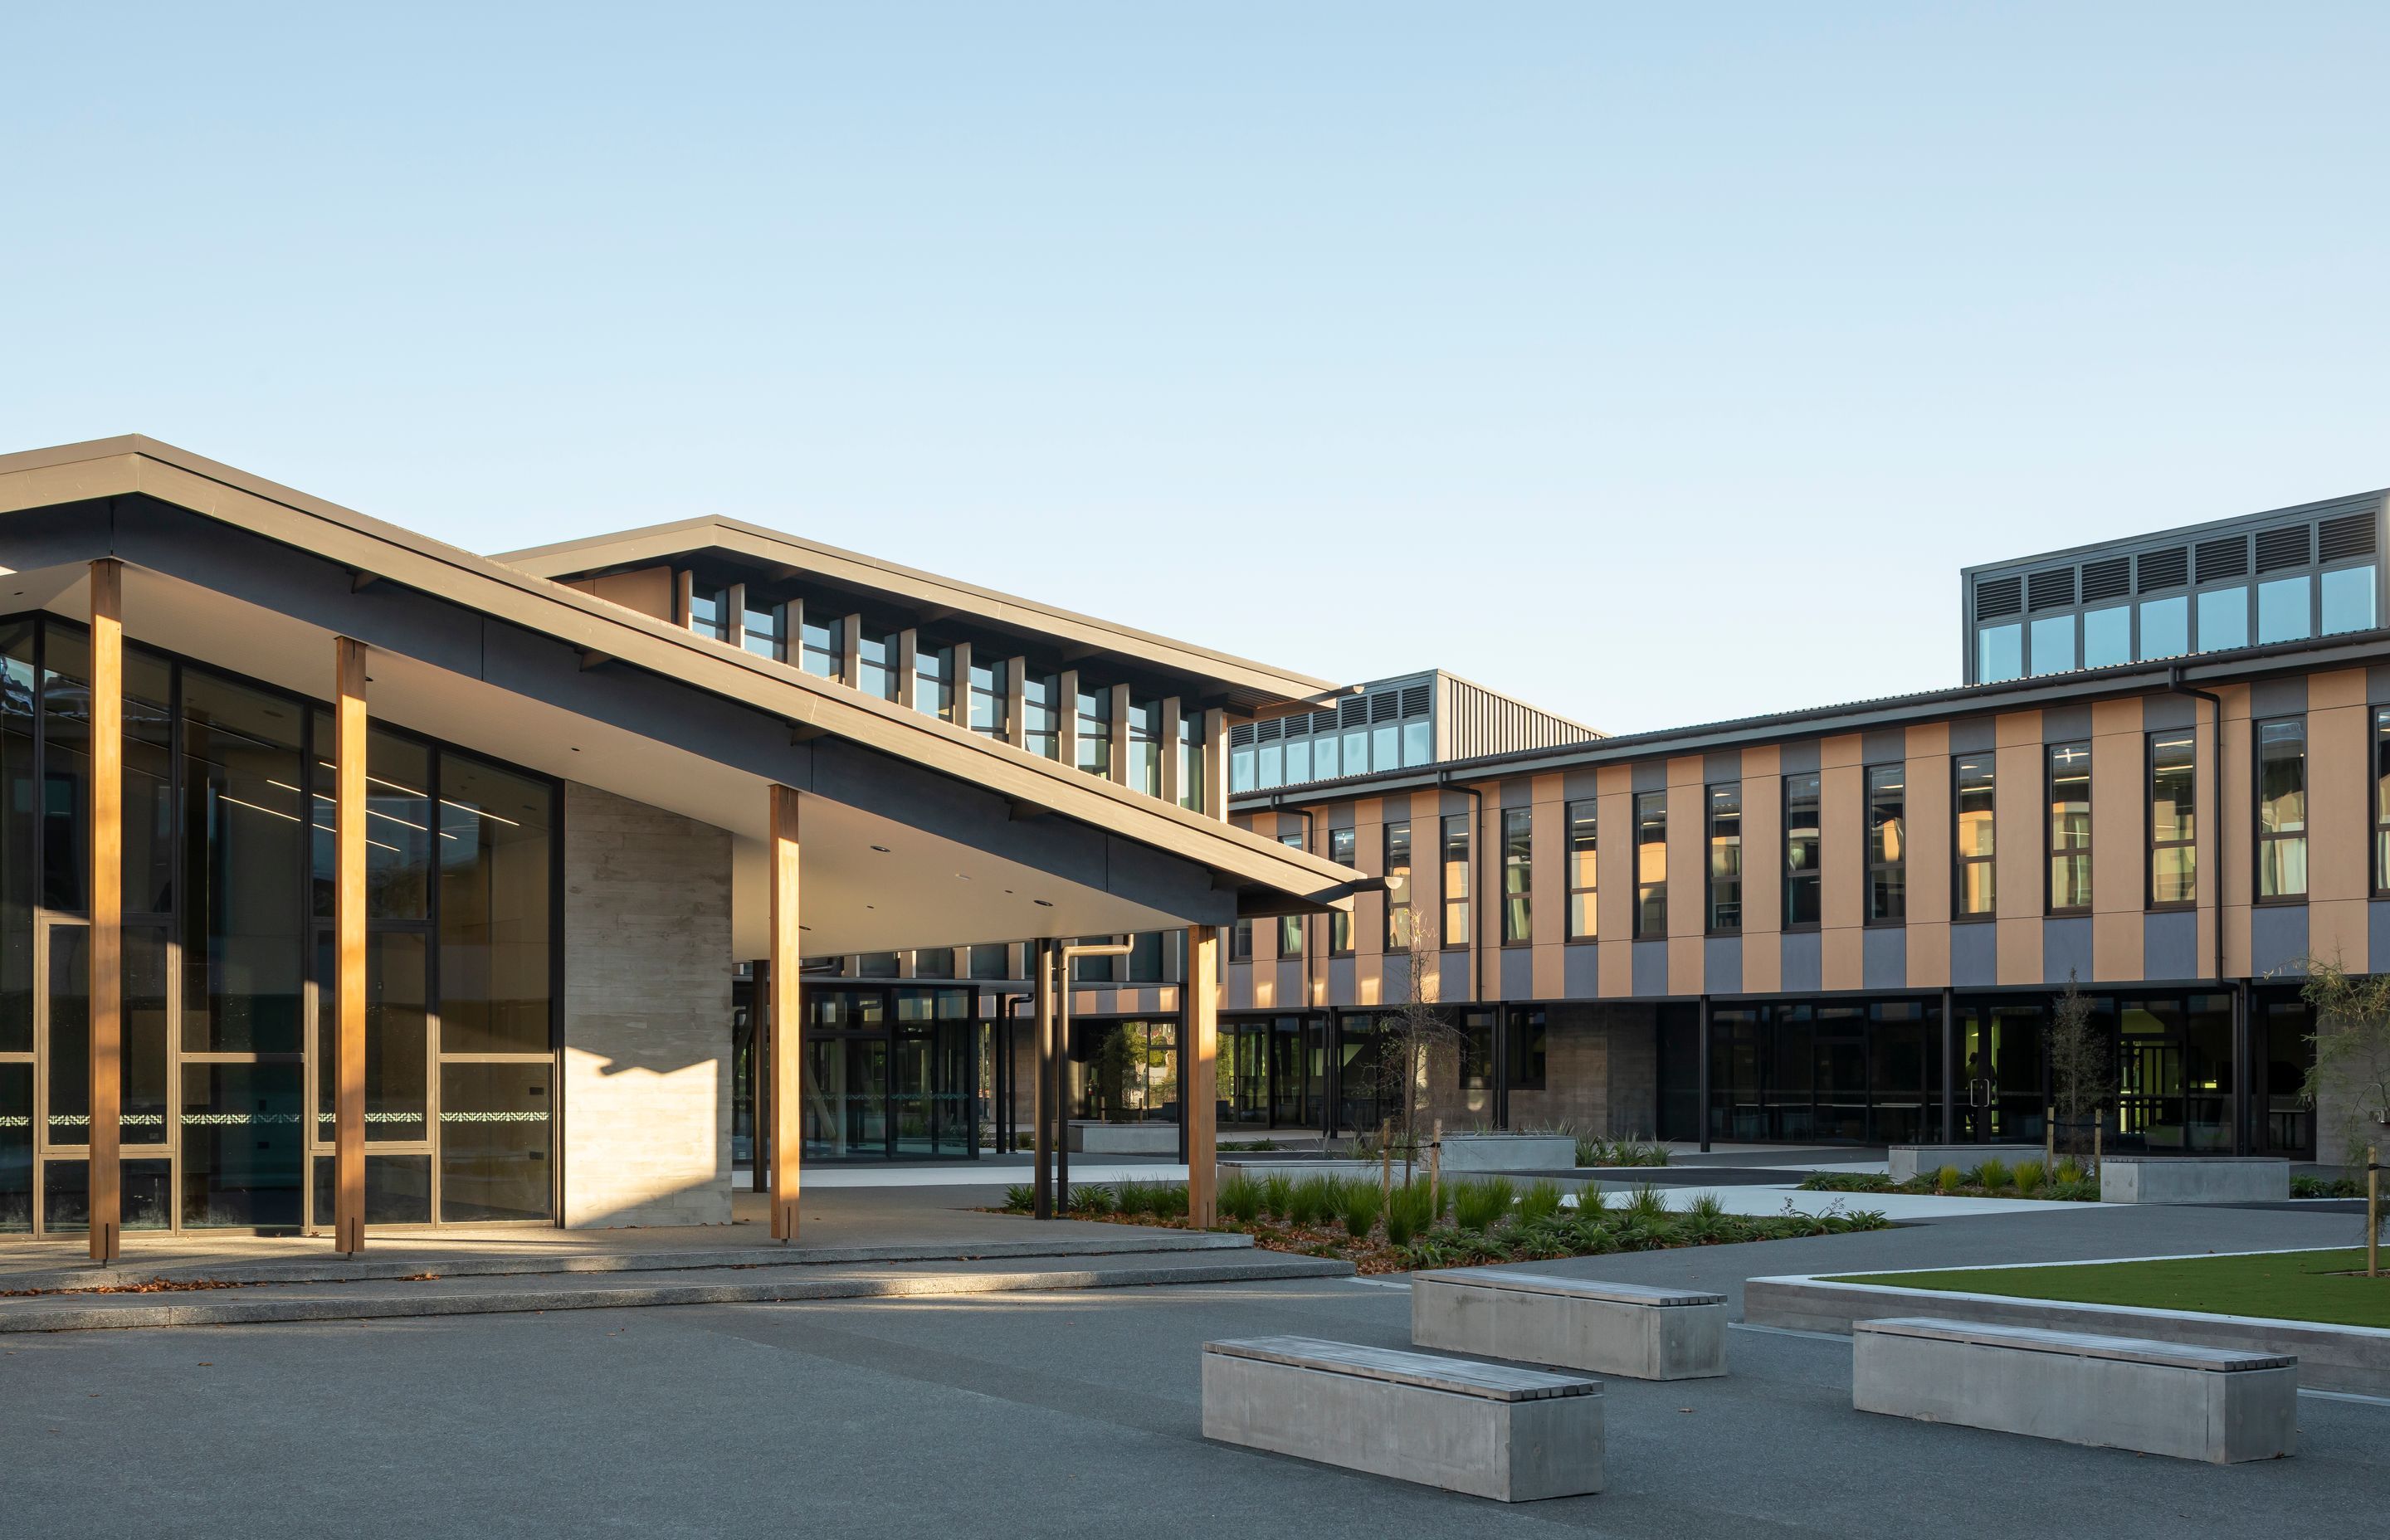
[1004, 657, 1027, 749]
[1184, 925, 1220, 1227]
[1158, 697, 1184, 807]
[333, 637, 368, 1255]
[87, 560, 123, 1265]
[768, 785, 803, 1240]
[1201, 709, 1229, 819]
[949, 641, 973, 728]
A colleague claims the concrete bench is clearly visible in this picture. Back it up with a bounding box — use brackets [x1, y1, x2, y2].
[2099, 1156, 2290, 1205]
[1412, 1270, 1727, 1380]
[1202, 1335, 1605, 1501]
[1853, 1317, 2296, 1463]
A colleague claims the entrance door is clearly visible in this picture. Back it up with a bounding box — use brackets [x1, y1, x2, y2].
[1959, 1005, 2044, 1143]
[1268, 1016, 1307, 1128]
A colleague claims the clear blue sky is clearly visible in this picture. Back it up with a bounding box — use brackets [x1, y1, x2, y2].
[7, 4, 2389, 733]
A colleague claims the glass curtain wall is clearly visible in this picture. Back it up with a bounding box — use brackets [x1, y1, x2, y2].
[1706, 999, 1942, 1145]
[802, 985, 982, 1158]
[2, 615, 558, 1237]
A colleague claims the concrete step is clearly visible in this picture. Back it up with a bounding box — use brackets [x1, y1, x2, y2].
[0, 1248, 1354, 1333]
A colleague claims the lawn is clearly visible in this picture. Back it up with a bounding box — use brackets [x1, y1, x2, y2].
[1828, 1249, 2390, 1328]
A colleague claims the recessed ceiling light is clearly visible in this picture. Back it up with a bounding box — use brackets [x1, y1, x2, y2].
[1033, 899, 1053, 908]
[956, 873, 972, 880]
[870, 845, 890, 853]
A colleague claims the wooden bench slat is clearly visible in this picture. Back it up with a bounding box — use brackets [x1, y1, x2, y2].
[1412, 1270, 1726, 1308]
[1202, 1335, 1601, 1401]
[1857, 1317, 2295, 1372]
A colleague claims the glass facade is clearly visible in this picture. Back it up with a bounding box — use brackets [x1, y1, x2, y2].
[1783, 773, 1821, 928]
[1440, 815, 1470, 948]
[1705, 784, 1740, 933]
[1500, 808, 1531, 943]
[1565, 800, 1596, 939]
[2, 617, 557, 1235]
[1864, 764, 1905, 924]
[1633, 792, 1666, 938]
[1953, 754, 1994, 917]
[2256, 718, 2307, 899]
[2046, 741, 2092, 913]
[2149, 729, 2196, 905]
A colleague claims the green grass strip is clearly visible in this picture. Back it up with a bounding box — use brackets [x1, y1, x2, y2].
[1826, 1249, 2390, 1329]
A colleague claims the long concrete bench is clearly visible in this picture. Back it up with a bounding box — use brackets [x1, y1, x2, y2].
[1853, 1317, 2297, 1463]
[1202, 1335, 1605, 1501]
[1412, 1270, 1727, 1380]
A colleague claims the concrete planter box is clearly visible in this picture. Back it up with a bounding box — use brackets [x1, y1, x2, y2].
[1441, 1134, 1578, 1172]
[1886, 1145, 2043, 1183]
[2100, 1156, 2290, 1205]
[1745, 1265, 2390, 1396]
[1853, 1317, 2296, 1464]
[1067, 1121, 1180, 1156]
[1202, 1335, 1605, 1502]
[1413, 1270, 1727, 1380]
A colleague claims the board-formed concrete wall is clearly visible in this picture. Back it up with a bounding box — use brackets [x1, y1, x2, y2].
[562, 782, 734, 1228]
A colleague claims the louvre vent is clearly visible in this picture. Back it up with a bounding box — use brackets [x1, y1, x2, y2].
[1401, 684, 1432, 716]
[1255, 717, 1281, 743]
[1339, 695, 1368, 728]
[1973, 576, 2022, 620]
[1229, 722, 1255, 748]
[1369, 692, 1400, 724]
[2255, 524, 2312, 573]
[2195, 535, 2248, 583]
[1314, 709, 1338, 733]
[2080, 556, 2130, 602]
[2027, 568, 2076, 612]
[2138, 547, 2188, 591]
[2320, 509, 2378, 562]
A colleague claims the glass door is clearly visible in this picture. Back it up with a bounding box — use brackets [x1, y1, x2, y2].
[1269, 1016, 1307, 1128]
[1960, 1003, 2045, 1143]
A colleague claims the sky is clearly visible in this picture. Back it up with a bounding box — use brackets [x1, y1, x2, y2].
[6, 4, 2390, 734]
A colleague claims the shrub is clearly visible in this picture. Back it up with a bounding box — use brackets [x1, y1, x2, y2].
[1518, 1178, 1566, 1224]
[2012, 1160, 2046, 1194]
[1686, 1191, 1726, 1221]
[1934, 1165, 1962, 1194]
[1624, 1183, 1671, 1221]
[1975, 1157, 2012, 1190]
[1259, 1173, 1295, 1221]
[2292, 1174, 2363, 1198]
[2052, 1156, 2085, 1185]
[1383, 1182, 1436, 1247]
[1576, 1179, 1607, 1215]
[1114, 1180, 1153, 1217]
[1002, 1183, 1036, 1213]
[1799, 1172, 1894, 1192]
[1451, 1177, 1517, 1233]
[1576, 1133, 1672, 1167]
[2047, 1178, 2100, 1202]
[1289, 1175, 1338, 1227]
[1067, 1183, 1115, 1215]
[1218, 1172, 1263, 1226]
[1339, 1181, 1382, 1240]
[1154, 1184, 1190, 1219]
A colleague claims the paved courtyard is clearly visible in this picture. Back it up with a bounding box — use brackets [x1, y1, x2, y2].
[3, 1199, 2380, 1538]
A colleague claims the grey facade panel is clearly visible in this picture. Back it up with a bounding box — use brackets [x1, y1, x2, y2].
[1704, 936, 1742, 995]
[1947, 717, 1997, 754]
[2372, 903, 2390, 972]
[2143, 911, 2199, 981]
[2040, 704, 2093, 743]
[1703, 750, 1742, 785]
[2250, 676, 2308, 719]
[2249, 906, 2309, 978]
[1861, 729, 1906, 768]
[1563, 768, 1602, 802]
[1275, 960, 1304, 1007]
[2142, 694, 2194, 731]
[1439, 951, 1471, 1004]
[1563, 943, 1601, 997]
[1863, 928, 1906, 991]
[2042, 918, 2093, 985]
[1950, 922, 1996, 987]
[1325, 957, 1356, 1008]
[1500, 776, 1534, 808]
[1500, 947, 1534, 998]
[1778, 740, 1822, 775]
[1320, 803, 1358, 831]
[1632, 939, 1668, 998]
[1780, 931, 1822, 993]
[1632, 759, 1667, 793]
[2371, 665, 2390, 705]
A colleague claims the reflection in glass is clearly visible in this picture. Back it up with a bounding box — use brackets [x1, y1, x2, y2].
[182, 1060, 305, 1229]
[1865, 766, 1905, 923]
[0, 1063, 29, 1231]
[125, 927, 169, 1143]
[1783, 774, 1822, 926]
[1634, 792, 1666, 938]
[2082, 605, 2130, 670]
[2322, 564, 2376, 635]
[438, 754, 553, 1055]
[1705, 787, 1739, 933]
[2138, 595, 2188, 659]
[2047, 742, 2093, 911]
[125, 647, 174, 914]
[41, 628, 90, 913]
[46, 926, 89, 1142]
[2257, 719, 2307, 899]
[310, 1153, 433, 1226]
[2196, 586, 2247, 652]
[2028, 615, 2074, 675]
[181, 672, 305, 1054]
[1977, 623, 2022, 682]
[1566, 801, 1596, 938]
[438, 1061, 552, 1221]
[0, 624, 32, 1054]
[1954, 756, 1995, 916]
[2257, 576, 2310, 645]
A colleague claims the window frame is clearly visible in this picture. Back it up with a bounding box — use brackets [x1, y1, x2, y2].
[1782, 772, 1822, 932]
[2045, 740, 2093, 916]
[1440, 813, 1471, 951]
[2373, 707, 2390, 898]
[1704, 782, 1741, 936]
[1328, 826, 1358, 956]
[1277, 831, 1305, 957]
[1383, 820, 1413, 952]
[1863, 763, 1905, 926]
[2146, 728, 2197, 911]
[2253, 714, 2308, 904]
[1500, 807, 1532, 946]
[1951, 753, 1994, 921]
[1632, 790, 1666, 940]
[1563, 798, 1597, 942]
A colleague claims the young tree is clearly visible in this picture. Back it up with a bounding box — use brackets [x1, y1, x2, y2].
[1376, 928, 1461, 1180]
[2295, 954, 2390, 1177]
[2046, 971, 2111, 1158]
